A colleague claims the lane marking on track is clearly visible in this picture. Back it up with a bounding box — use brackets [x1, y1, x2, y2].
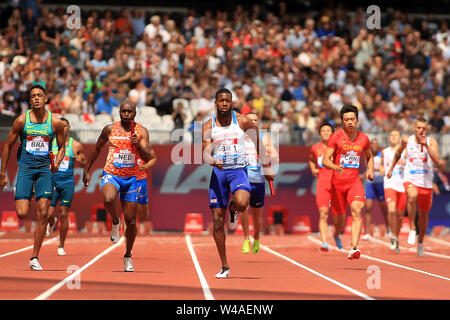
[249, 237, 375, 300]
[307, 236, 450, 281]
[34, 237, 125, 300]
[0, 236, 58, 258]
[366, 236, 450, 260]
[427, 236, 450, 246]
[185, 234, 214, 300]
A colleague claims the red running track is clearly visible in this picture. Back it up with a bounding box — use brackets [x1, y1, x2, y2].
[0, 232, 449, 300]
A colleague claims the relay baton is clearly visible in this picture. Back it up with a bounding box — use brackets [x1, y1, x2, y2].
[269, 180, 275, 196]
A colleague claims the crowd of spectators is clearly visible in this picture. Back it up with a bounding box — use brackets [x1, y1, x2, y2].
[0, 1, 449, 146]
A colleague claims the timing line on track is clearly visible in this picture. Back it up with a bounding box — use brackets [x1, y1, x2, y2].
[307, 235, 450, 281]
[0, 236, 58, 258]
[34, 237, 125, 300]
[249, 237, 375, 300]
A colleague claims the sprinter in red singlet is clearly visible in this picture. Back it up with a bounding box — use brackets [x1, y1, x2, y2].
[322, 105, 374, 260]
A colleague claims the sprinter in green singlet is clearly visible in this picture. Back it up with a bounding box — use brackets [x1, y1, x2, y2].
[0, 83, 66, 270]
[46, 118, 86, 256]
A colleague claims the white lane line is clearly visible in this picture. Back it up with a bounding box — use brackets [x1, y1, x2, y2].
[34, 237, 125, 300]
[251, 237, 375, 300]
[427, 236, 450, 246]
[366, 236, 450, 260]
[185, 234, 214, 300]
[308, 235, 450, 281]
[0, 237, 58, 258]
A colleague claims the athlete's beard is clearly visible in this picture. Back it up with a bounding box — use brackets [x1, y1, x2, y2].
[217, 108, 231, 118]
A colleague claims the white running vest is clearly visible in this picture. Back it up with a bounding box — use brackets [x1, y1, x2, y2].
[245, 134, 265, 184]
[371, 151, 384, 184]
[383, 146, 405, 192]
[211, 111, 247, 170]
[403, 135, 434, 189]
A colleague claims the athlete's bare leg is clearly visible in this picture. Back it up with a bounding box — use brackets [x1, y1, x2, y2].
[32, 198, 51, 258]
[318, 207, 329, 244]
[212, 208, 228, 268]
[122, 201, 138, 257]
[364, 199, 373, 236]
[59, 206, 69, 248]
[387, 202, 399, 239]
[102, 184, 120, 224]
[230, 189, 250, 213]
[251, 207, 263, 241]
[332, 214, 345, 238]
[15, 199, 30, 220]
[350, 201, 365, 248]
[241, 207, 250, 240]
[417, 209, 429, 243]
[397, 210, 405, 235]
[47, 205, 56, 227]
[406, 188, 418, 232]
[379, 200, 389, 232]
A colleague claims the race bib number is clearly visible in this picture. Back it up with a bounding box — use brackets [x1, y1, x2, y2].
[216, 144, 240, 164]
[113, 149, 135, 168]
[58, 156, 70, 171]
[409, 158, 429, 174]
[340, 151, 360, 168]
[26, 135, 49, 156]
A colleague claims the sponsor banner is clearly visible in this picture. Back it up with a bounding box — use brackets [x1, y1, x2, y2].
[1, 143, 449, 231]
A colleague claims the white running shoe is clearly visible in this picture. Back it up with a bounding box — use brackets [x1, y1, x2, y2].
[215, 267, 230, 279]
[361, 234, 372, 240]
[57, 247, 66, 256]
[46, 218, 57, 237]
[124, 257, 134, 272]
[110, 219, 121, 243]
[347, 248, 361, 260]
[29, 258, 43, 271]
[228, 200, 239, 231]
[408, 230, 416, 245]
[417, 242, 424, 257]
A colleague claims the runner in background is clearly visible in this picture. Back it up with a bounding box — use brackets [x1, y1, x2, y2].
[0, 83, 66, 270]
[83, 100, 152, 271]
[240, 112, 278, 254]
[322, 105, 374, 260]
[379, 129, 406, 253]
[46, 118, 87, 256]
[387, 118, 440, 256]
[362, 138, 389, 240]
[309, 122, 335, 251]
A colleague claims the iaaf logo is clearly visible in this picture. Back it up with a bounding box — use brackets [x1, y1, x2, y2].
[159, 163, 308, 195]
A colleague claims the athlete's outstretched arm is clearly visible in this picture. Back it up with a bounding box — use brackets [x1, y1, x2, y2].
[138, 135, 157, 171]
[202, 119, 221, 169]
[0, 115, 25, 192]
[425, 137, 440, 165]
[52, 117, 66, 172]
[263, 135, 279, 171]
[132, 126, 152, 163]
[322, 147, 342, 174]
[83, 124, 112, 186]
[387, 137, 407, 179]
[364, 148, 374, 181]
[379, 150, 385, 177]
[309, 150, 319, 176]
[73, 139, 87, 168]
